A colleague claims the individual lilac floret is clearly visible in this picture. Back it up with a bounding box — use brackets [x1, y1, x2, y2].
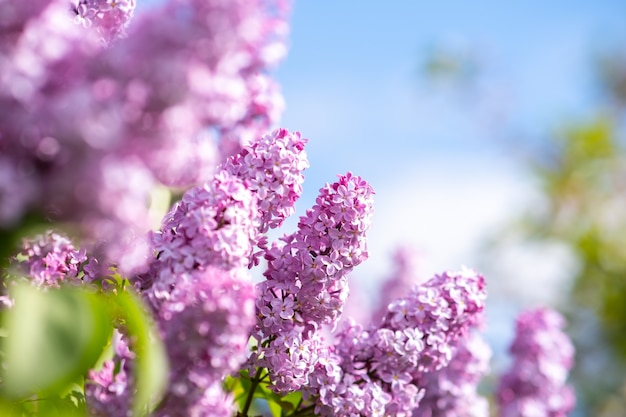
[153, 267, 255, 417]
[221, 128, 309, 234]
[306, 268, 487, 417]
[73, 0, 136, 43]
[248, 173, 375, 393]
[85, 330, 134, 417]
[497, 308, 575, 417]
[11, 231, 99, 287]
[415, 332, 492, 417]
[147, 171, 260, 298]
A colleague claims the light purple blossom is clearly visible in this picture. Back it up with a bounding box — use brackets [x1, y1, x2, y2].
[72, 0, 136, 43]
[153, 267, 256, 417]
[306, 267, 487, 417]
[414, 332, 492, 417]
[249, 173, 375, 393]
[10, 231, 100, 287]
[222, 127, 309, 234]
[142, 171, 260, 304]
[85, 330, 134, 416]
[497, 308, 575, 417]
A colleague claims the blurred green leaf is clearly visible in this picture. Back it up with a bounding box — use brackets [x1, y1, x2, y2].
[1, 283, 113, 399]
[113, 290, 168, 417]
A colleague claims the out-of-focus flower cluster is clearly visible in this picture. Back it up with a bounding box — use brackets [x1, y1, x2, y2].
[10, 231, 100, 288]
[0, 0, 289, 275]
[497, 308, 576, 417]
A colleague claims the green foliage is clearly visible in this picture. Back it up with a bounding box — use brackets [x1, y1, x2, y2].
[0, 281, 168, 417]
[1, 283, 113, 399]
[113, 291, 168, 417]
[227, 369, 308, 417]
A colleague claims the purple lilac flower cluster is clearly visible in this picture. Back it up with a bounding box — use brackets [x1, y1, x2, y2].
[145, 171, 260, 301]
[305, 268, 487, 416]
[0, 0, 288, 274]
[153, 267, 256, 417]
[414, 332, 492, 417]
[248, 173, 375, 393]
[222, 128, 309, 234]
[73, 0, 136, 43]
[10, 231, 100, 288]
[85, 330, 134, 416]
[497, 308, 575, 417]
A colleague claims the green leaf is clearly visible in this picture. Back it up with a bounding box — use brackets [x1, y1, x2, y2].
[113, 290, 168, 417]
[1, 283, 113, 399]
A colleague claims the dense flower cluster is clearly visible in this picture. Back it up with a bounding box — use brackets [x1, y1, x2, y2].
[497, 308, 575, 417]
[72, 0, 136, 43]
[222, 128, 309, 234]
[305, 268, 487, 416]
[249, 173, 375, 392]
[153, 268, 256, 417]
[144, 171, 259, 302]
[10, 231, 99, 287]
[415, 332, 492, 417]
[0, 0, 288, 274]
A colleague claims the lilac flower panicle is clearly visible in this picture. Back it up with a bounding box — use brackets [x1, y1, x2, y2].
[249, 173, 375, 394]
[222, 127, 309, 234]
[497, 308, 575, 417]
[305, 268, 487, 416]
[10, 231, 100, 288]
[153, 267, 255, 417]
[145, 171, 260, 301]
[1, 0, 289, 275]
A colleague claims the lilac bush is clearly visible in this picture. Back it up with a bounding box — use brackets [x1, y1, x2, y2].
[0, 1, 577, 417]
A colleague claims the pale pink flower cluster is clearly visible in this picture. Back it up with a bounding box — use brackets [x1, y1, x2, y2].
[145, 172, 260, 302]
[152, 267, 256, 417]
[497, 308, 575, 417]
[131, 129, 309, 415]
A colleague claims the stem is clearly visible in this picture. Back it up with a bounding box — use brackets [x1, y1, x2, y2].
[241, 368, 265, 417]
[287, 404, 316, 417]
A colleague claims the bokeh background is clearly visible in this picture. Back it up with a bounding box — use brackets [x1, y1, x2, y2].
[149, 1, 626, 415]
